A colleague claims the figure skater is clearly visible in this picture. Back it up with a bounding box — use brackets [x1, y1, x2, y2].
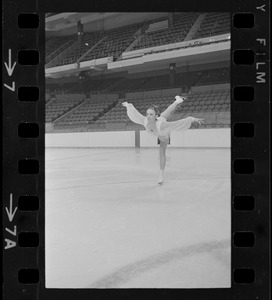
[122, 95, 204, 184]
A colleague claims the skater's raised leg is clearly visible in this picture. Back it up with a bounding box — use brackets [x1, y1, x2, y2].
[160, 95, 186, 120]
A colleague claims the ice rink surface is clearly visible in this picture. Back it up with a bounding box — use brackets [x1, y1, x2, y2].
[45, 147, 231, 288]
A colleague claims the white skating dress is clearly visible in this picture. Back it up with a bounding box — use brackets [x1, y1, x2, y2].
[125, 104, 196, 142]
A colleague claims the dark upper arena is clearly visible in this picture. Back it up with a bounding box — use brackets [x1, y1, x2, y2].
[45, 12, 230, 133]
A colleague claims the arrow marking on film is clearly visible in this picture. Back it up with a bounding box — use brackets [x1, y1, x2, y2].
[5, 193, 18, 222]
[4, 82, 15, 92]
[4, 49, 17, 76]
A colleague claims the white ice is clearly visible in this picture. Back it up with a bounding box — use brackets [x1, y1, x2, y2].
[45, 147, 231, 288]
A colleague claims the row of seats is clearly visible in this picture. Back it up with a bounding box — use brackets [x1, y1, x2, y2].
[81, 23, 141, 62]
[54, 93, 85, 102]
[52, 111, 230, 131]
[51, 23, 141, 67]
[94, 88, 230, 125]
[46, 36, 77, 64]
[60, 32, 104, 66]
[174, 89, 230, 112]
[53, 95, 119, 125]
[132, 13, 199, 50]
[46, 94, 51, 103]
[46, 13, 230, 67]
[192, 13, 230, 39]
[48, 90, 230, 130]
[46, 36, 72, 56]
[46, 94, 85, 122]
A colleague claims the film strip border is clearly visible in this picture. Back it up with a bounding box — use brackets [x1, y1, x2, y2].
[231, 1, 270, 295]
[3, 1, 44, 299]
[2, 1, 270, 300]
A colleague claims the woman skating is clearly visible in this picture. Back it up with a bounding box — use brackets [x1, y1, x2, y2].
[122, 95, 204, 184]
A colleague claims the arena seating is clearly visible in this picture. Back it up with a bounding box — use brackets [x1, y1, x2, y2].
[50, 24, 140, 67]
[55, 94, 119, 125]
[169, 88, 230, 127]
[45, 13, 231, 131]
[94, 86, 230, 128]
[46, 13, 230, 66]
[192, 13, 230, 39]
[93, 86, 230, 124]
[46, 94, 85, 123]
[46, 94, 51, 103]
[173, 89, 230, 114]
[59, 32, 104, 66]
[81, 24, 141, 62]
[132, 13, 199, 50]
[46, 36, 77, 64]
[48, 86, 230, 131]
[195, 67, 230, 86]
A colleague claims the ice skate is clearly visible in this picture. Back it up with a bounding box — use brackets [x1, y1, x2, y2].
[158, 170, 164, 184]
[175, 95, 186, 104]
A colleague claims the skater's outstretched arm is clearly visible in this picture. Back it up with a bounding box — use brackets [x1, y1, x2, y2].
[122, 102, 145, 126]
[160, 116, 204, 132]
[160, 95, 186, 120]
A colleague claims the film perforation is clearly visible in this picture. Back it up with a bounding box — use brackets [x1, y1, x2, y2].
[233, 195, 255, 211]
[233, 86, 254, 101]
[18, 86, 40, 102]
[233, 268, 255, 284]
[233, 159, 255, 175]
[233, 122, 254, 138]
[18, 13, 39, 29]
[18, 196, 39, 211]
[233, 232, 255, 247]
[18, 232, 39, 247]
[18, 159, 40, 175]
[18, 269, 39, 284]
[233, 49, 255, 65]
[18, 123, 39, 138]
[18, 49, 39, 65]
[233, 13, 254, 29]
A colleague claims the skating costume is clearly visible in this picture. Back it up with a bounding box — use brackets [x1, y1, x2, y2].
[125, 103, 195, 142]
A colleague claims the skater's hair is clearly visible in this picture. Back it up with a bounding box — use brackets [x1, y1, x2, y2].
[148, 104, 161, 117]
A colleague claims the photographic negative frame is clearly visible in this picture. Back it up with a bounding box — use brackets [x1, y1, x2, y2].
[2, 0, 270, 299]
